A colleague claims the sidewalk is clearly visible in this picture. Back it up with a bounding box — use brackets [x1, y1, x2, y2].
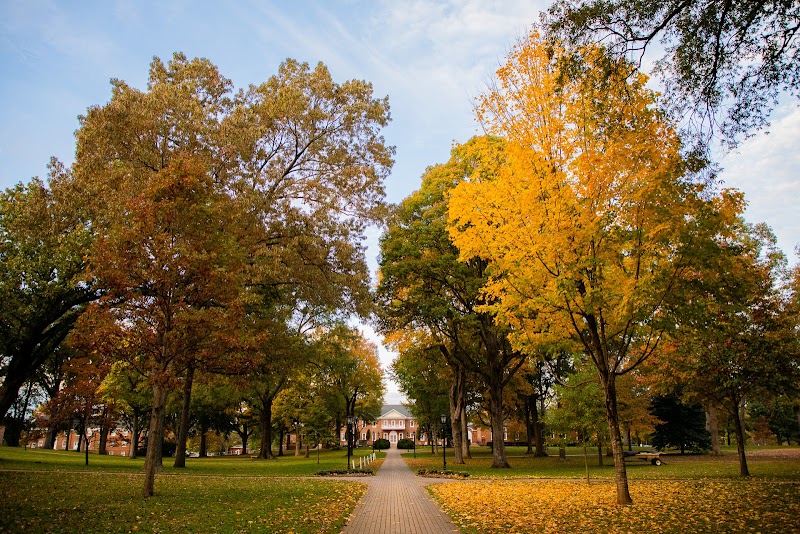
[340, 447, 460, 533]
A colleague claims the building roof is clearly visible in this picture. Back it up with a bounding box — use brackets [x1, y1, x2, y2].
[380, 404, 413, 419]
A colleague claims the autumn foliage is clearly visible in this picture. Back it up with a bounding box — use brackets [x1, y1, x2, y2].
[431, 479, 800, 533]
[447, 32, 741, 504]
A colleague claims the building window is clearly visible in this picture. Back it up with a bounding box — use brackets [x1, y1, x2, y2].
[391, 420, 396, 427]
[342, 432, 346, 441]
[121, 451, 126, 457]
[399, 433, 403, 440]
[383, 433, 388, 440]
[361, 433, 366, 440]
[109, 451, 114, 456]
[411, 432, 415, 441]
[410, 420, 415, 427]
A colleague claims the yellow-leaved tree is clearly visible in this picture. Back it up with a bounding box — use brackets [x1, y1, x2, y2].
[448, 32, 740, 504]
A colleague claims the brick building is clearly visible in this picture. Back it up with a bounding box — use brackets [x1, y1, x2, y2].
[32, 427, 138, 456]
[339, 404, 504, 448]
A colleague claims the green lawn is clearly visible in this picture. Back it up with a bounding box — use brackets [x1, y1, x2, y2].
[404, 445, 800, 480]
[0, 446, 382, 476]
[4, 445, 799, 533]
[0, 447, 381, 533]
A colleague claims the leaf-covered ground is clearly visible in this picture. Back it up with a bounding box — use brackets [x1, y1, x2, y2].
[430, 479, 800, 533]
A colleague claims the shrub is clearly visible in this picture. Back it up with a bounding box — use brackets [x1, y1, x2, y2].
[417, 468, 470, 478]
[397, 439, 415, 449]
[315, 468, 374, 476]
[373, 438, 390, 450]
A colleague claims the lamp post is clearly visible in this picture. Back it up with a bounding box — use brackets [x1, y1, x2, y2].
[440, 413, 447, 471]
[346, 414, 355, 471]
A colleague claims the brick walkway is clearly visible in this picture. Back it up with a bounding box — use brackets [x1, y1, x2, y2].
[341, 447, 460, 533]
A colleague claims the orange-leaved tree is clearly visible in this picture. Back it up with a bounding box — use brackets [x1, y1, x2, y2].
[79, 155, 243, 497]
[448, 32, 738, 504]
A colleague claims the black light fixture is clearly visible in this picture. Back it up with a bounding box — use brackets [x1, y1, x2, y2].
[440, 413, 447, 471]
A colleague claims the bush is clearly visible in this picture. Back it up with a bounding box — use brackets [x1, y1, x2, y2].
[315, 468, 374, 476]
[397, 439, 415, 449]
[373, 438, 390, 450]
[417, 468, 470, 478]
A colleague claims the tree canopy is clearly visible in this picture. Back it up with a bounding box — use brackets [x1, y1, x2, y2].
[546, 0, 800, 147]
[447, 31, 738, 504]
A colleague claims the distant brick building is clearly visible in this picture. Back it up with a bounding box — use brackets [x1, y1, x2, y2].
[339, 404, 504, 448]
[32, 427, 139, 456]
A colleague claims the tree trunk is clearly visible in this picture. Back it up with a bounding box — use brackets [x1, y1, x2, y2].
[239, 425, 249, 456]
[623, 423, 631, 452]
[82, 415, 89, 466]
[794, 405, 800, 433]
[532, 399, 547, 457]
[257, 401, 274, 459]
[462, 407, 471, 459]
[601, 374, 632, 505]
[174, 364, 195, 468]
[706, 403, 721, 455]
[733, 402, 750, 477]
[295, 426, 301, 456]
[45, 426, 57, 449]
[75, 429, 83, 453]
[155, 405, 166, 469]
[199, 424, 207, 458]
[98, 422, 109, 456]
[7, 381, 35, 447]
[487, 377, 510, 468]
[0, 367, 29, 423]
[143, 383, 168, 498]
[449, 365, 467, 464]
[130, 408, 140, 459]
[523, 397, 534, 454]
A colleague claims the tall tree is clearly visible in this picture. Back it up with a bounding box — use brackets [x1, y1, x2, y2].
[546, 366, 609, 476]
[649, 394, 711, 454]
[76, 154, 242, 497]
[100, 361, 151, 459]
[653, 221, 799, 476]
[239, 313, 309, 460]
[377, 137, 526, 468]
[547, 0, 800, 147]
[448, 33, 734, 503]
[314, 324, 384, 466]
[0, 163, 98, 420]
[388, 331, 453, 451]
[72, 51, 392, 493]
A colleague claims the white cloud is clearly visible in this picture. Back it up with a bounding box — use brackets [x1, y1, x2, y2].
[356, 322, 406, 404]
[721, 102, 800, 260]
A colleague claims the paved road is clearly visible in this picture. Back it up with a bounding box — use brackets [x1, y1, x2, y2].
[340, 447, 460, 534]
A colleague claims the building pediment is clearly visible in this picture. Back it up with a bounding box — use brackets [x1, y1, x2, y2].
[379, 408, 408, 420]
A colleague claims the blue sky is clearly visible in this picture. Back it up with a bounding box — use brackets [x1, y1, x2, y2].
[2, 1, 798, 403]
